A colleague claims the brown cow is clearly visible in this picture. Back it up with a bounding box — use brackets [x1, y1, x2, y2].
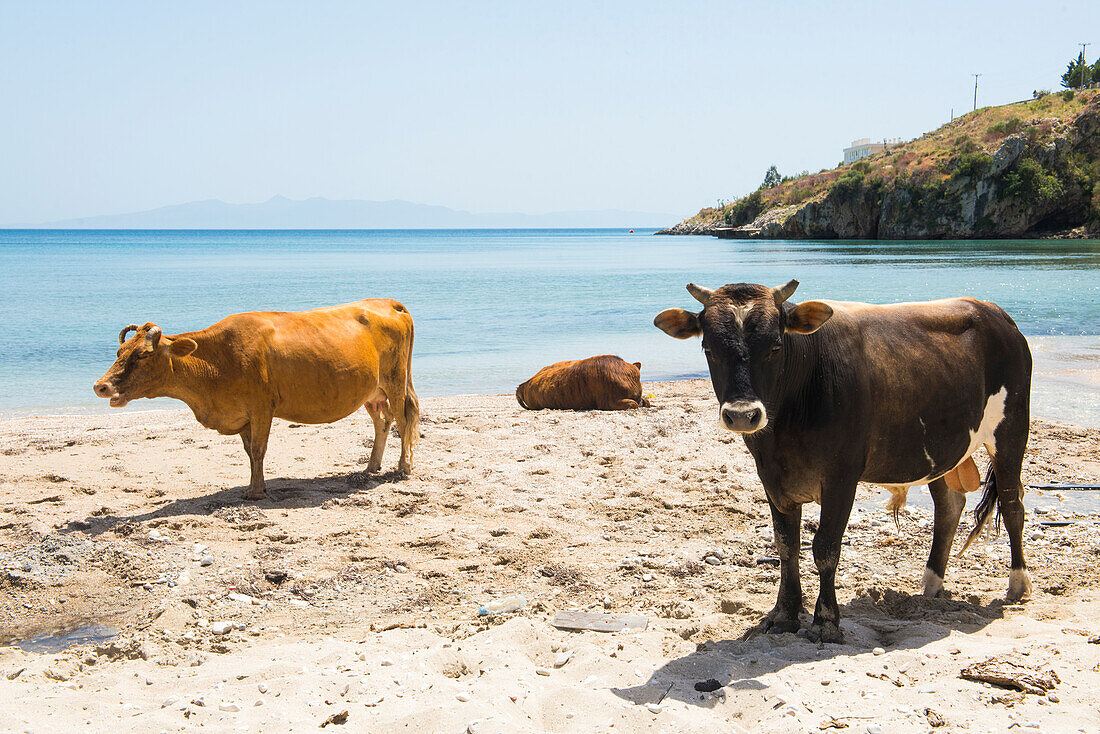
[516, 355, 650, 411]
[655, 280, 1032, 643]
[93, 299, 419, 500]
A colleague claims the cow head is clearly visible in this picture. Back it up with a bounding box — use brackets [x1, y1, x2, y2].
[654, 280, 833, 433]
[93, 323, 197, 407]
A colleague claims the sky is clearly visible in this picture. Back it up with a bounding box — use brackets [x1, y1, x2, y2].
[2, 1, 1098, 224]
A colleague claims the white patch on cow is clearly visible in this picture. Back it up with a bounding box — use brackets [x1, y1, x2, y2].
[922, 567, 944, 598]
[963, 386, 1008, 464]
[918, 417, 935, 472]
[1007, 568, 1033, 601]
[880, 387, 1009, 510]
[728, 304, 752, 326]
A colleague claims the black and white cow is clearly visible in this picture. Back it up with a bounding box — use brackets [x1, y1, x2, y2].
[654, 280, 1032, 643]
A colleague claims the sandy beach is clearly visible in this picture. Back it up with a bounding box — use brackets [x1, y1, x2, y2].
[2, 379, 1099, 733]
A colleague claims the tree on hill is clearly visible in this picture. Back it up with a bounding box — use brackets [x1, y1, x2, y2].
[761, 165, 782, 189]
[1061, 51, 1100, 89]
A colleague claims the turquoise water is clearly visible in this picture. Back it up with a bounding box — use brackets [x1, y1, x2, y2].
[1, 229, 1098, 424]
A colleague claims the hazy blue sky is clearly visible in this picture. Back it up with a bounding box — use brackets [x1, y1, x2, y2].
[2, 1, 1097, 224]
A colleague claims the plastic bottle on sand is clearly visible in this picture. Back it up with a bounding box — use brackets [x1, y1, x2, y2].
[477, 595, 526, 616]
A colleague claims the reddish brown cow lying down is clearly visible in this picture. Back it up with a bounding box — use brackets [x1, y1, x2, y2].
[516, 355, 650, 410]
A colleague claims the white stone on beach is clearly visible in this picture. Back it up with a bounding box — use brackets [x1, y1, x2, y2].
[228, 592, 258, 605]
[148, 529, 162, 540]
[210, 622, 233, 635]
[872, 647, 886, 656]
[161, 696, 179, 708]
[218, 702, 240, 712]
[456, 692, 470, 702]
[645, 703, 663, 713]
[199, 556, 214, 567]
[380, 659, 394, 667]
[535, 667, 550, 676]
[554, 651, 572, 668]
[257, 683, 268, 693]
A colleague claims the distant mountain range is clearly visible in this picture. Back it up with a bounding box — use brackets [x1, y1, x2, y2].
[14, 196, 676, 229]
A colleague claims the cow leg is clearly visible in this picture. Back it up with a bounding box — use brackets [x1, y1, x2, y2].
[388, 386, 416, 475]
[763, 501, 804, 634]
[808, 482, 857, 643]
[603, 398, 640, 410]
[243, 414, 272, 501]
[364, 403, 392, 473]
[988, 434, 1032, 602]
[923, 477, 966, 597]
[239, 425, 253, 461]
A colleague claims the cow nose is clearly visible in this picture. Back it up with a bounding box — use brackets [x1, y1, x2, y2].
[93, 381, 112, 398]
[720, 401, 767, 433]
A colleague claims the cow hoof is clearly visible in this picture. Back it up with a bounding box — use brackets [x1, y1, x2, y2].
[762, 607, 801, 635]
[806, 621, 843, 644]
[244, 489, 266, 501]
[1007, 568, 1032, 602]
[922, 568, 945, 598]
[366, 462, 382, 473]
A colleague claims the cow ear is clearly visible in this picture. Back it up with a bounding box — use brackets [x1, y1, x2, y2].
[654, 309, 701, 339]
[786, 301, 833, 334]
[632, 362, 642, 371]
[168, 337, 197, 357]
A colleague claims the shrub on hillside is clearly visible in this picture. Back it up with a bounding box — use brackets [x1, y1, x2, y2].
[953, 151, 994, 180]
[987, 117, 1024, 137]
[1000, 158, 1064, 209]
[724, 190, 765, 226]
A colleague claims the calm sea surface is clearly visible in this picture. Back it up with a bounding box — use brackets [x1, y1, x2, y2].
[1, 229, 1097, 425]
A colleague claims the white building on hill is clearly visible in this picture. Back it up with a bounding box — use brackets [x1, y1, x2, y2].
[843, 137, 902, 164]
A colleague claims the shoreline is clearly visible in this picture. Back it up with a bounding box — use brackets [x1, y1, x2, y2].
[6, 332, 1099, 427]
[1, 380, 1099, 732]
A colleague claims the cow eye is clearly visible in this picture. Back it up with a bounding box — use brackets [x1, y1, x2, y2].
[771, 339, 782, 353]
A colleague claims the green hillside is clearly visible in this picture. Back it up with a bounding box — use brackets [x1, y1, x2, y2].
[663, 89, 1100, 239]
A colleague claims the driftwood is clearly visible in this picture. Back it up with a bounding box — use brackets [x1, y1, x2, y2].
[959, 656, 1060, 694]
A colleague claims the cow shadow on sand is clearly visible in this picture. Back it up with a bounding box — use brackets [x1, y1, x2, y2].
[611, 588, 1009, 710]
[66, 469, 409, 534]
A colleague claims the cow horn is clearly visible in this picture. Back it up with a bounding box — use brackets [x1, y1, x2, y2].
[143, 325, 162, 351]
[118, 324, 140, 345]
[773, 279, 799, 305]
[686, 283, 714, 306]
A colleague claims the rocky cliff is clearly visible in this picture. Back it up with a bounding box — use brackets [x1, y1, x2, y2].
[662, 90, 1100, 239]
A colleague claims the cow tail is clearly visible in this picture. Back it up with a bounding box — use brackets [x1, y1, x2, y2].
[404, 318, 420, 446]
[960, 464, 999, 554]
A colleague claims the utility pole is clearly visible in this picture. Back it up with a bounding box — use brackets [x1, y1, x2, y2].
[972, 73, 982, 111]
[1081, 43, 1090, 89]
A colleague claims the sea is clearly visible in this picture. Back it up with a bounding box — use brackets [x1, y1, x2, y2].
[1, 229, 1098, 427]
